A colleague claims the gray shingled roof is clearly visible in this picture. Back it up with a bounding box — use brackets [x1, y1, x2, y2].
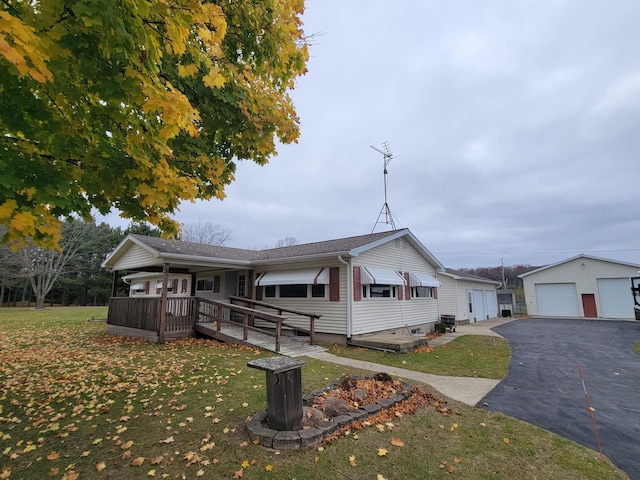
[131, 229, 401, 262]
[444, 268, 500, 284]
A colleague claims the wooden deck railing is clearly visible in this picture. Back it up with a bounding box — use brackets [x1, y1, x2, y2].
[106, 296, 306, 352]
[107, 297, 198, 334]
[196, 298, 288, 352]
[228, 295, 321, 346]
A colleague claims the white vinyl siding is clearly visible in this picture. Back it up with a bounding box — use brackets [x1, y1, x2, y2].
[352, 240, 439, 335]
[253, 261, 347, 335]
[535, 283, 579, 317]
[597, 278, 634, 319]
[115, 245, 159, 270]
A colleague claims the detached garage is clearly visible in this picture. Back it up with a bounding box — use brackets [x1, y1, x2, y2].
[520, 255, 640, 319]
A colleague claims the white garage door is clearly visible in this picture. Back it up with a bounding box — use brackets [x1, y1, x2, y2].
[597, 278, 634, 319]
[473, 290, 486, 321]
[486, 291, 498, 318]
[536, 283, 579, 317]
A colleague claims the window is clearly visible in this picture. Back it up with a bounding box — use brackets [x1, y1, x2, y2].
[363, 284, 396, 298]
[196, 278, 213, 291]
[155, 279, 174, 294]
[265, 285, 276, 298]
[279, 284, 307, 298]
[131, 282, 146, 295]
[411, 286, 433, 298]
[238, 274, 246, 297]
[311, 284, 326, 298]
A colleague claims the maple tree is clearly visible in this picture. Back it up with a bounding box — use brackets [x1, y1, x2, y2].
[0, 0, 308, 248]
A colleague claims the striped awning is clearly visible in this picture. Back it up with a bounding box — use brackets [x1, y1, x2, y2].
[408, 272, 441, 287]
[131, 282, 146, 290]
[255, 268, 329, 286]
[360, 266, 405, 285]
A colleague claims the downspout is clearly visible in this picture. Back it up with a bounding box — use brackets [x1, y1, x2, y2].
[338, 255, 353, 342]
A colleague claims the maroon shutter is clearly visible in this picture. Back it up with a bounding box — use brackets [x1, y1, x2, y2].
[353, 266, 362, 301]
[144, 281, 149, 294]
[398, 272, 404, 301]
[256, 286, 263, 301]
[172, 278, 178, 294]
[329, 267, 340, 301]
[433, 287, 438, 299]
[404, 273, 411, 300]
[181, 279, 188, 293]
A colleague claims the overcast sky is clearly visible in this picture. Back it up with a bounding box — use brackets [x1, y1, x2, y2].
[106, 1, 640, 269]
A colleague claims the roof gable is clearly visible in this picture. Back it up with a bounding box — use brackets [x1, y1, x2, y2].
[518, 254, 640, 278]
[439, 268, 501, 285]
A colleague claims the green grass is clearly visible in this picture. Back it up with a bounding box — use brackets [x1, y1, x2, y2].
[0, 307, 629, 479]
[328, 335, 511, 379]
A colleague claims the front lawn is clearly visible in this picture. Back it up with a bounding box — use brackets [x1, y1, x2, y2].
[328, 335, 511, 379]
[0, 307, 628, 479]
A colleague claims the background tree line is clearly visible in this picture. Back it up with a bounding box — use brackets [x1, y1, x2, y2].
[0, 219, 231, 309]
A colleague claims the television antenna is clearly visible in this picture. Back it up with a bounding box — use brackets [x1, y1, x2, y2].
[370, 141, 397, 232]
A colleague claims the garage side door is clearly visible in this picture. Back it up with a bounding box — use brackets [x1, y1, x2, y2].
[486, 291, 498, 318]
[535, 283, 579, 317]
[597, 278, 634, 319]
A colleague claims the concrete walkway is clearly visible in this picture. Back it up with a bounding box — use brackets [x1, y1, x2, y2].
[306, 317, 518, 407]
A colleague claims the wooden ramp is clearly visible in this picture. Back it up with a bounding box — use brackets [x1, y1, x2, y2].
[195, 323, 326, 358]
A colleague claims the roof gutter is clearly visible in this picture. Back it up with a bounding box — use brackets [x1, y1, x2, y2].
[338, 255, 353, 340]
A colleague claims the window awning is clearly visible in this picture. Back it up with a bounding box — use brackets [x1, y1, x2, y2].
[409, 272, 441, 287]
[131, 282, 146, 290]
[360, 266, 405, 285]
[255, 268, 329, 286]
[155, 279, 175, 288]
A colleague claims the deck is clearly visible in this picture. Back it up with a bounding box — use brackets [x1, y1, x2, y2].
[195, 323, 326, 357]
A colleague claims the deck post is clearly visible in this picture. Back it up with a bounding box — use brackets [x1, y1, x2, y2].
[158, 263, 169, 344]
[309, 316, 315, 345]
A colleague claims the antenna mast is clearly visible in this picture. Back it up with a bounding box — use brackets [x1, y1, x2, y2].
[370, 141, 397, 232]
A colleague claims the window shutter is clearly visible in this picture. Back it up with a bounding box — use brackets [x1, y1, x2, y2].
[256, 286, 263, 301]
[172, 278, 178, 293]
[329, 267, 340, 301]
[397, 273, 404, 301]
[145, 281, 149, 294]
[353, 266, 362, 301]
[181, 279, 188, 293]
[404, 273, 411, 300]
[433, 287, 438, 299]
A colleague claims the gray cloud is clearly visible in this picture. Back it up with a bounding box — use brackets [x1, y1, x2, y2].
[110, 0, 640, 269]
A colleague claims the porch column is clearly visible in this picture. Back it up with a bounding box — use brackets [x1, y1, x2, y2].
[158, 263, 169, 344]
[110, 270, 119, 298]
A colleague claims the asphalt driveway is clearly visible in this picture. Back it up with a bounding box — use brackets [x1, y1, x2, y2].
[479, 318, 640, 479]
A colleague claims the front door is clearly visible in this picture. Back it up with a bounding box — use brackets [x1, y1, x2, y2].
[582, 294, 597, 318]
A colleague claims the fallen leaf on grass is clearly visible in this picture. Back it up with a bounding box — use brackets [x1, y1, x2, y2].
[0, 467, 10, 480]
[265, 465, 273, 471]
[150, 456, 163, 465]
[121, 440, 133, 449]
[233, 468, 243, 478]
[349, 455, 357, 467]
[61, 471, 78, 480]
[131, 457, 145, 467]
[95, 462, 106, 472]
[147, 469, 156, 477]
[390, 437, 405, 447]
[47, 451, 60, 460]
[377, 448, 388, 457]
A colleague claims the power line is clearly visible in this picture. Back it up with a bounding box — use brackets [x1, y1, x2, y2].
[434, 248, 640, 256]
